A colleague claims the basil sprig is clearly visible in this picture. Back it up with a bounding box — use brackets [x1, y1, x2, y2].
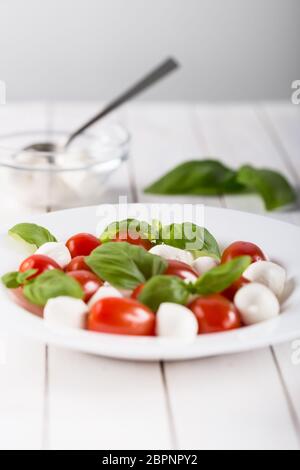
[1, 269, 37, 289]
[86, 242, 168, 290]
[193, 256, 251, 295]
[137, 256, 251, 310]
[23, 270, 84, 306]
[9, 223, 57, 249]
[100, 220, 220, 260]
[145, 160, 296, 211]
[138, 275, 189, 312]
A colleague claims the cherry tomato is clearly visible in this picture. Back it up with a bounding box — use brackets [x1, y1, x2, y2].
[222, 241, 266, 264]
[189, 295, 242, 334]
[10, 287, 44, 318]
[87, 297, 155, 336]
[66, 233, 101, 258]
[131, 284, 145, 300]
[19, 254, 61, 279]
[65, 256, 92, 273]
[165, 260, 198, 282]
[67, 270, 103, 302]
[113, 231, 153, 251]
[222, 276, 250, 301]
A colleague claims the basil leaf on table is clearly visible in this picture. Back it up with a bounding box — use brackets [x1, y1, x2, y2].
[9, 223, 57, 249]
[237, 165, 297, 211]
[159, 222, 221, 260]
[144, 159, 296, 211]
[100, 219, 152, 243]
[145, 160, 245, 196]
[138, 275, 189, 312]
[86, 242, 168, 290]
[194, 256, 251, 295]
[23, 270, 84, 306]
[1, 269, 37, 289]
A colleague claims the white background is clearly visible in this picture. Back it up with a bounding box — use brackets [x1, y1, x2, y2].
[0, 0, 299, 101]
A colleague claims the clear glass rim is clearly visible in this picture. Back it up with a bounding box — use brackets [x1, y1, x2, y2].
[0, 126, 131, 172]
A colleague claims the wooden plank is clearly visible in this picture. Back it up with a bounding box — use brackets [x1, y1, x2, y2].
[0, 103, 47, 449]
[128, 102, 299, 450]
[46, 102, 171, 450]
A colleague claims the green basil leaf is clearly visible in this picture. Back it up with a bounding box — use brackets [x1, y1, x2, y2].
[1, 269, 37, 288]
[237, 165, 297, 211]
[9, 223, 57, 249]
[194, 256, 252, 295]
[100, 219, 152, 243]
[17, 270, 38, 284]
[159, 223, 221, 260]
[138, 275, 189, 312]
[86, 242, 168, 290]
[23, 270, 84, 306]
[145, 160, 245, 195]
[2, 272, 21, 289]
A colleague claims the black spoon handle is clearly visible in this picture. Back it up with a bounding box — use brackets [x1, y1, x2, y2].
[65, 57, 180, 148]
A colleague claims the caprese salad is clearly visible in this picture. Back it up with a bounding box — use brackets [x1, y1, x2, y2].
[1, 219, 287, 338]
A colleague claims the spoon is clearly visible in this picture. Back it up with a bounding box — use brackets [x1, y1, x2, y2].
[24, 57, 180, 153]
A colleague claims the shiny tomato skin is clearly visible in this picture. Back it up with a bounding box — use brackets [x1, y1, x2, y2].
[189, 295, 242, 334]
[87, 297, 155, 336]
[19, 254, 61, 279]
[10, 287, 44, 317]
[66, 233, 101, 258]
[165, 260, 199, 282]
[67, 270, 103, 302]
[113, 231, 153, 251]
[222, 276, 250, 302]
[65, 256, 92, 273]
[221, 241, 266, 264]
[131, 284, 145, 300]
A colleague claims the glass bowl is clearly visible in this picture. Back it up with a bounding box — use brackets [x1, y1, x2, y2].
[0, 124, 130, 209]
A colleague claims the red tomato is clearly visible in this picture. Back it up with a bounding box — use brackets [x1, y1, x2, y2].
[66, 233, 101, 258]
[222, 241, 266, 264]
[10, 287, 44, 318]
[19, 254, 61, 279]
[65, 256, 92, 273]
[67, 270, 103, 302]
[222, 276, 250, 301]
[131, 284, 145, 300]
[113, 231, 153, 251]
[189, 295, 242, 334]
[165, 260, 199, 282]
[87, 297, 155, 336]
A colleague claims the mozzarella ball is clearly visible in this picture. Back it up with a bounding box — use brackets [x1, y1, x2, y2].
[192, 256, 219, 275]
[156, 303, 198, 338]
[234, 283, 280, 326]
[88, 285, 123, 308]
[44, 296, 88, 329]
[36, 242, 71, 268]
[149, 245, 193, 265]
[243, 261, 286, 299]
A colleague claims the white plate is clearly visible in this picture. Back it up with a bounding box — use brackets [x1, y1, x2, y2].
[0, 204, 300, 361]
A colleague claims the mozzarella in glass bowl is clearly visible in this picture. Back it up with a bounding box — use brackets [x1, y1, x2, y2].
[0, 125, 130, 209]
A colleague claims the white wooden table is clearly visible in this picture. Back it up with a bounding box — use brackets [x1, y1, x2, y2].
[0, 102, 299, 450]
